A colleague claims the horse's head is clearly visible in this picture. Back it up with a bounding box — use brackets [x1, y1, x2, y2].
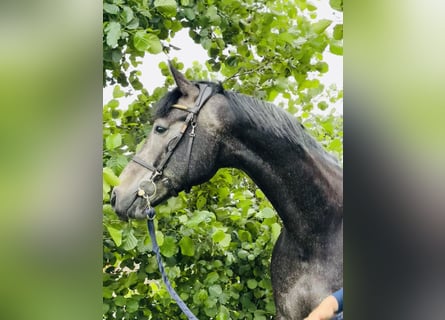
[111, 65, 230, 220]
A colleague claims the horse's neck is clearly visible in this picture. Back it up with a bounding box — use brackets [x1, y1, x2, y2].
[222, 124, 343, 244]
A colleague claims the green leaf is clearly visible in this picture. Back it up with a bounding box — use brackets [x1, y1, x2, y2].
[257, 207, 275, 219]
[122, 229, 138, 250]
[206, 6, 221, 25]
[226, 56, 238, 67]
[105, 21, 121, 48]
[121, 6, 134, 24]
[111, 49, 122, 63]
[216, 306, 230, 320]
[193, 289, 208, 304]
[300, 79, 320, 90]
[105, 133, 122, 150]
[186, 210, 215, 227]
[212, 230, 226, 243]
[155, 230, 164, 246]
[179, 236, 195, 256]
[267, 89, 279, 101]
[333, 24, 343, 40]
[161, 236, 178, 257]
[330, 0, 343, 12]
[317, 101, 329, 111]
[205, 272, 219, 284]
[103, 180, 110, 201]
[167, 196, 184, 211]
[329, 40, 343, 55]
[106, 154, 128, 174]
[127, 17, 139, 29]
[237, 249, 248, 260]
[238, 230, 252, 242]
[112, 85, 125, 98]
[148, 281, 160, 294]
[328, 138, 342, 152]
[321, 120, 334, 134]
[254, 310, 267, 320]
[278, 32, 295, 44]
[307, 4, 317, 11]
[271, 223, 281, 243]
[183, 8, 195, 20]
[103, 204, 115, 216]
[219, 233, 231, 248]
[209, 284, 222, 297]
[105, 99, 119, 109]
[247, 279, 258, 289]
[255, 189, 265, 199]
[201, 37, 212, 50]
[154, 0, 177, 18]
[205, 304, 218, 317]
[103, 302, 110, 314]
[103, 287, 113, 299]
[316, 62, 329, 73]
[196, 195, 206, 210]
[312, 19, 332, 34]
[114, 296, 125, 306]
[103, 167, 120, 186]
[133, 31, 162, 54]
[106, 225, 122, 246]
[126, 298, 139, 313]
[103, 3, 119, 15]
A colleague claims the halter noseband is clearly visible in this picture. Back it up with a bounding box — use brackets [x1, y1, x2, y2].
[132, 83, 215, 206]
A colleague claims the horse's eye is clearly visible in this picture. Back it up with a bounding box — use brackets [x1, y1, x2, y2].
[154, 125, 167, 134]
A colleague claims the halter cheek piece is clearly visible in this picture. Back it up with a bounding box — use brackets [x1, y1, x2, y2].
[132, 83, 215, 208]
[131, 84, 215, 320]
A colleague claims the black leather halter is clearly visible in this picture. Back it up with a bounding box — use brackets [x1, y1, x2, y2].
[132, 83, 215, 202]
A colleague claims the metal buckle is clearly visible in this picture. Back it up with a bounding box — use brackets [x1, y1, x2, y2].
[189, 122, 197, 137]
[151, 170, 162, 180]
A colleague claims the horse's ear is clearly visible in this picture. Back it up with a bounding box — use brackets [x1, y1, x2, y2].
[168, 61, 198, 96]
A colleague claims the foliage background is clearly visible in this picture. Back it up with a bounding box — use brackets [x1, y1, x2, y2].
[103, 0, 343, 319]
[1, 1, 444, 320]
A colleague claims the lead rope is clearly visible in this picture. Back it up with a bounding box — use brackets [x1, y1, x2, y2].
[145, 205, 198, 320]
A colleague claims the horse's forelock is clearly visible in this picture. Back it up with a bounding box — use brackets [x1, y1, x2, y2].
[153, 87, 182, 119]
[153, 81, 224, 119]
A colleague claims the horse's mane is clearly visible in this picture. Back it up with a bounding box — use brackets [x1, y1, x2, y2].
[224, 90, 318, 149]
[154, 81, 337, 162]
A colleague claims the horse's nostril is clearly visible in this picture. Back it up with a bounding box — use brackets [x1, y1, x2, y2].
[110, 189, 117, 208]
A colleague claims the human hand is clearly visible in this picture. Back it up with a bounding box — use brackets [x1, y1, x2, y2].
[303, 295, 339, 320]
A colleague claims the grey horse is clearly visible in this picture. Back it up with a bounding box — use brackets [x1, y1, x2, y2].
[111, 65, 343, 319]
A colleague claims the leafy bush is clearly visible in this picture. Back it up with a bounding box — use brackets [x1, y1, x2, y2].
[104, 167, 280, 319]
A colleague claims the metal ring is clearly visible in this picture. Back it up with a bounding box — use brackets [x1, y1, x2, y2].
[137, 179, 158, 200]
[145, 179, 157, 200]
[149, 179, 157, 199]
